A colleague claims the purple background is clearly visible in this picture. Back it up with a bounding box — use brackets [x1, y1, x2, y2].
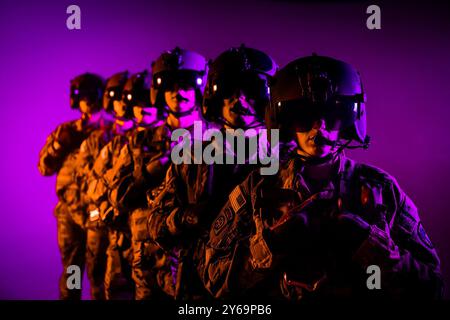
[1, 0, 450, 299]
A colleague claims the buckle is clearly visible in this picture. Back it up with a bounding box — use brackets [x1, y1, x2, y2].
[282, 272, 327, 292]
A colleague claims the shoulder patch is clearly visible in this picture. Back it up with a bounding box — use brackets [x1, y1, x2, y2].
[213, 214, 227, 235]
[213, 206, 235, 236]
[396, 210, 417, 235]
[229, 185, 247, 213]
[418, 222, 434, 249]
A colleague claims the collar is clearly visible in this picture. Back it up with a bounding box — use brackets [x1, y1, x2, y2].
[280, 153, 347, 201]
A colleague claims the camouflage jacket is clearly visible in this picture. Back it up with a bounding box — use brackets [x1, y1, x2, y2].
[75, 121, 115, 225]
[200, 154, 443, 300]
[106, 122, 171, 214]
[147, 132, 262, 249]
[38, 118, 98, 225]
[86, 123, 134, 223]
[147, 126, 262, 299]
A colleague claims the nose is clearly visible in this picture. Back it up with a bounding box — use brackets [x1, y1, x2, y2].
[312, 118, 326, 130]
[230, 90, 248, 104]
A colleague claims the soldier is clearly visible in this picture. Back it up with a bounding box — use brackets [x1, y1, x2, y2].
[38, 73, 105, 300]
[200, 55, 443, 300]
[106, 47, 208, 299]
[147, 46, 278, 300]
[87, 71, 156, 299]
[74, 71, 129, 299]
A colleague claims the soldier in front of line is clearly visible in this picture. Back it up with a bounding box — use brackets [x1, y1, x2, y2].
[200, 55, 443, 300]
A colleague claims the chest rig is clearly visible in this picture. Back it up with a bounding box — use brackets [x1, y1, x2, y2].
[249, 155, 396, 299]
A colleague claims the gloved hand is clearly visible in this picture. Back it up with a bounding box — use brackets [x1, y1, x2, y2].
[265, 191, 335, 254]
[333, 212, 371, 253]
[332, 212, 400, 268]
[266, 209, 310, 254]
[178, 201, 214, 232]
[55, 122, 83, 150]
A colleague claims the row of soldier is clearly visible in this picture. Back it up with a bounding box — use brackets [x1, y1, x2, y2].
[39, 46, 442, 300]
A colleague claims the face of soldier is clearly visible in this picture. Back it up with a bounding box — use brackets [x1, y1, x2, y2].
[133, 106, 158, 125]
[79, 99, 99, 116]
[295, 118, 340, 158]
[164, 84, 196, 114]
[221, 91, 259, 129]
[113, 100, 128, 118]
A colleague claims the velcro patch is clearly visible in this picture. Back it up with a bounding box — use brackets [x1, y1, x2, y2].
[213, 206, 235, 236]
[213, 215, 226, 235]
[418, 222, 434, 249]
[220, 227, 239, 249]
[229, 186, 246, 214]
[224, 206, 234, 221]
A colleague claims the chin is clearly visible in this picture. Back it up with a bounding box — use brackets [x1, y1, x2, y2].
[305, 146, 328, 158]
[179, 102, 193, 111]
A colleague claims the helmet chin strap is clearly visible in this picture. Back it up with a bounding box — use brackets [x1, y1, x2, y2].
[295, 152, 337, 166]
[220, 116, 264, 130]
[135, 118, 160, 130]
[219, 104, 264, 130]
[165, 105, 196, 118]
[295, 137, 348, 166]
[229, 103, 259, 117]
[295, 135, 370, 167]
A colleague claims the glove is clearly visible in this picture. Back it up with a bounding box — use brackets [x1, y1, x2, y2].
[264, 190, 336, 254]
[55, 122, 84, 150]
[333, 212, 371, 253]
[266, 209, 310, 254]
[332, 212, 400, 268]
[167, 201, 212, 238]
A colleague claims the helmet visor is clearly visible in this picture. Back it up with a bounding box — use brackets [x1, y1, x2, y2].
[122, 90, 147, 108]
[153, 71, 203, 91]
[211, 73, 270, 101]
[279, 97, 361, 132]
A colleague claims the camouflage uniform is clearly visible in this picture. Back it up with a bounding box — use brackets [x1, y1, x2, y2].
[200, 154, 443, 300]
[148, 128, 261, 300]
[74, 118, 115, 299]
[106, 123, 171, 300]
[147, 45, 277, 300]
[38, 117, 98, 300]
[87, 121, 134, 299]
[110, 47, 209, 299]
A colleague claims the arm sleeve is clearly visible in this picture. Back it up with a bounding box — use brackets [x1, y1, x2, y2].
[198, 173, 272, 298]
[353, 180, 443, 299]
[147, 164, 183, 249]
[38, 121, 81, 176]
[86, 141, 113, 206]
